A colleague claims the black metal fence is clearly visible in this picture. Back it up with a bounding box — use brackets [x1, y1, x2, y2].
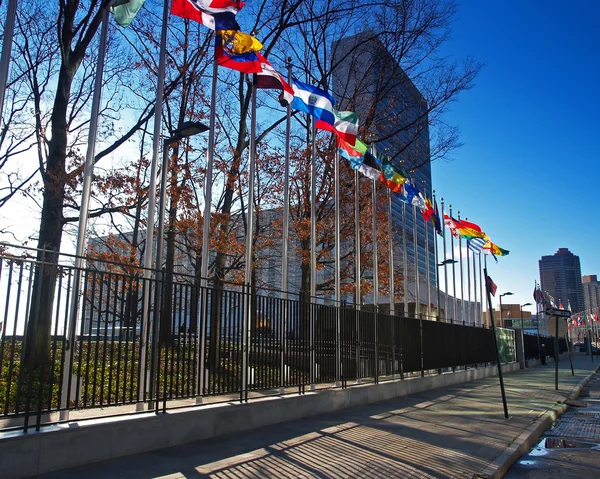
[0, 245, 504, 433]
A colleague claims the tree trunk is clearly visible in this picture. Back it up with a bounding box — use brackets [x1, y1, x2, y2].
[24, 64, 74, 370]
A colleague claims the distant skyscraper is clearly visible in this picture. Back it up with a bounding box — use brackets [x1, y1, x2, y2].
[582, 275, 600, 312]
[539, 248, 584, 313]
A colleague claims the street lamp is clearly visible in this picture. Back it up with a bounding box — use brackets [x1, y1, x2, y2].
[156, 121, 209, 270]
[499, 291, 514, 328]
[436, 259, 457, 320]
[520, 302, 532, 331]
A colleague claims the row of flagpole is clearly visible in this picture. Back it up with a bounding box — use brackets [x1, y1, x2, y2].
[0, 0, 512, 410]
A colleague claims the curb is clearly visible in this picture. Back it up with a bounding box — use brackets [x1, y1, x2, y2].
[476, 364, 600, 479]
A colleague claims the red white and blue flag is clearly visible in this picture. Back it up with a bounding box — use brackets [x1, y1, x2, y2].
[171, 0, 243, 30]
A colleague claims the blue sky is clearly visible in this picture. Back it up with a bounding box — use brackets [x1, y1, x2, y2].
[432, 0, 600, 314]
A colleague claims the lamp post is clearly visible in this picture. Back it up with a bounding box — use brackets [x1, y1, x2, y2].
[156, 121, 210, 271]
[499, 292, 514, 328]
[520, 302, 532, 331]
[437, 259, 457, 321]
[149, 121, 208, 408]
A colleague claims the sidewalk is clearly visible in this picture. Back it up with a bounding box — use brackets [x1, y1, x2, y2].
[36, 355, 599, 479]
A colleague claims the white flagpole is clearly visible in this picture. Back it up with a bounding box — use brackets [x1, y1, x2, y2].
[280, 60, 292, 394]
[479, 253, 484, 326]
[60, 7, 110, 420]
[371, 178, 379, 380]
[433, 191, 440, 320]
[334, 148, 341, 386]
[310, 118, 316, 390]
[139, 0, 171, 409]
[472, 250, 478, 326]
[412, 203, 420, 319]
[0, 0, 17, 120]
[354, 170, 361, 308]
[423, 184, 431, 320]
[387, 188, 395, 378]
[457, 211, 464, 324]
[402, 201, 408, 317]
[449, 205, 457, 323]
[441, 199, 448, 320]
[197, 49, 219, 403]
[387, 191, 395, 317]
[466, 234, 472, 325]
[354, 169, 361, 384]
[241, 81, 257, 399]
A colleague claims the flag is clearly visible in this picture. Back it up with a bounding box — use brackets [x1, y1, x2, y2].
[358, 151, 380, 181]
[483, 240, 509, 258]
[291, 79, 336, 125]
[486, 275, 497, 297]
[455, 218, 486, 240]
[443, 214, 461, 237]
[338, 137, 368, 157]
[421, 197, 434, 222]
[220, 30, 262, 54]
[567, 300, 572, 312]
[255, 53, 294, 106]
[171, 0, 242, 30]
[533, 285, 544, 304]
[111, 0, 146, 27]
[339, 147, 364, 170]
[377, 154, 405, 193]
[433, 199, 442, 236]
[402, 179, 426, 210]
[467, 237, 486, 254]
[559, 300, 564, 310]
[316, 109, 359, 145]
[215, 34, 262, 73]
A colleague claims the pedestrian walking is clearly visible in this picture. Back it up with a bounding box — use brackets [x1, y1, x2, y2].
[540, 343, 547, 365]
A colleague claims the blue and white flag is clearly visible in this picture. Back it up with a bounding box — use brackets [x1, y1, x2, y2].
[467, 237, 486, 254]
[291, 79, 335, 125]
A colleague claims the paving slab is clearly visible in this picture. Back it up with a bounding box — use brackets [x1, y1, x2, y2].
[30, 356, 598, 478]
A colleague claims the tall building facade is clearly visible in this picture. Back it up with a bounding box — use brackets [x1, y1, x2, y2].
[582, 275, 600, 312]
[331, 31, 436, 314]
[539, 248, 584, 313]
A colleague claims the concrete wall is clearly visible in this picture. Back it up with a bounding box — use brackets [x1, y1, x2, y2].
[0, 363, 519, 479]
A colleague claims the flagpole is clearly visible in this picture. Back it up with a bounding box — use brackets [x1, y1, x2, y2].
[372, 179, 379, 381]
[0, 0, 17, 121]
[280, 59, 292, 394]
[423, 183, 431, 320]
[433, 192, 440, 320]
[310, 118, 316, 390]
[334, 148, 341, 386]
[402, 201, 408, 317]
[479, 253, 483, 326]
[242, 80, 257, 400]
[354, 169, 361, 384]
[457, 211, 464, 324]
[137, 0, 170, 409]
[197, 43, 219, 404]
[412, 203, 420, 319]
[59, 7, 110, 421]
[466, 234, 472, 325]
[441, 199, 448, 320]
[449, 205, 457, 323]
[387, 188, 395, 378]
[472, 250, 478, 326]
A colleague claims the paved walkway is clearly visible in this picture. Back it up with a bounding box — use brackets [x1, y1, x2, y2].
[38, 355, 599, 479]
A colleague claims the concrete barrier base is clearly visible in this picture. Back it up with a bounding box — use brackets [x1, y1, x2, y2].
[0, 363, 519, 479]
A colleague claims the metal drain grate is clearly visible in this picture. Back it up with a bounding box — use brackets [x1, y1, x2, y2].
[548, 416, 600, 440]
